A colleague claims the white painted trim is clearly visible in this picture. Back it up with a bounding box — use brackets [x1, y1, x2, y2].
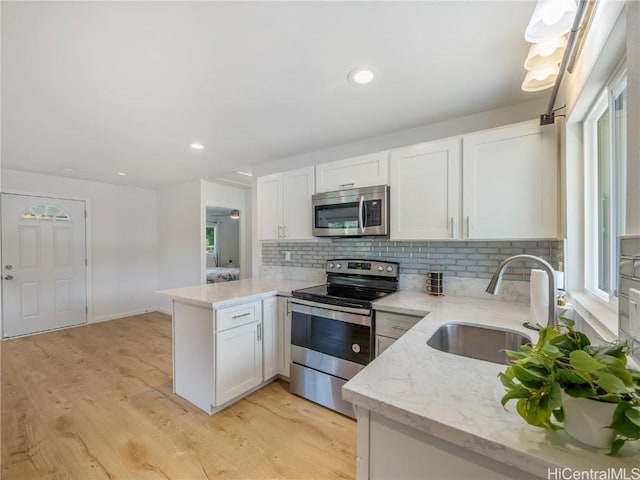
[0, 189, 92, 332]
[91, 307, 158, 324]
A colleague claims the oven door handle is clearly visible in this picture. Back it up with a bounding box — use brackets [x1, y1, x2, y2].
[290, 299, 372, 326]
[359, 195, 365, 234]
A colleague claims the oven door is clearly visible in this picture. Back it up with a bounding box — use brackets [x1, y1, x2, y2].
[290, 299, 372, 366]
[312, 185, 389, 237]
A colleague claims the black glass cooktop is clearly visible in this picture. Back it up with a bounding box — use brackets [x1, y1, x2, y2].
[291, 283, 394, 309]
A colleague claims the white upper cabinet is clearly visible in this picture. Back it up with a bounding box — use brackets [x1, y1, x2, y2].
[389, 120, 558, 241]
[315, 151, 389, 193]
[257, 166, 315, 241]
[462, 120, 558, 239]
[390, 138, 461, 240]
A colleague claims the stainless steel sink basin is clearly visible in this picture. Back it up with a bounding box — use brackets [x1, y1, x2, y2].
[426, 323, 531, 365]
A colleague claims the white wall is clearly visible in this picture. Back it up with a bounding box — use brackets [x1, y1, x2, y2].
[626, 1, 640, 235]
[250, 99, 548, 276]
[203, 180, 250, 278]
[1, 168, 159, 322]
[157, 179, 203, 312]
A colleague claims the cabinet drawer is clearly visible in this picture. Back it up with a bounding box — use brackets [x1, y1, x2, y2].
[376, 311, 423, 339]
[216, 301, 261, 332]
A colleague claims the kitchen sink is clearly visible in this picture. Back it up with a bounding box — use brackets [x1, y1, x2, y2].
[426, 323, 531, 365]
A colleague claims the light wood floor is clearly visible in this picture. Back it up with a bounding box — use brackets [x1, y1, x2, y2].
[1, 312, 356, 479]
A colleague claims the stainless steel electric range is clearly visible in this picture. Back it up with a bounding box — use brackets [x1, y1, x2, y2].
[289, 259, 399, 418]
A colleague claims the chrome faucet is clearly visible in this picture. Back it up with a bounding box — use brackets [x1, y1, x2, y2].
[485, 254, 557, 329]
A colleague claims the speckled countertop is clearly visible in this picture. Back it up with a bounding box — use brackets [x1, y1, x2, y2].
[158, 278, 318, 308]
[344, 291, 640, 478]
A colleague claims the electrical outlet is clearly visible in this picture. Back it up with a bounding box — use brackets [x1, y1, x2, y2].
[629, 288, 640, 340]
[285, 251, 291, 262]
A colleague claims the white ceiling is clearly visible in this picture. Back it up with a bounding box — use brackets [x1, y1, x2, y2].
[1, 1, 544, 189]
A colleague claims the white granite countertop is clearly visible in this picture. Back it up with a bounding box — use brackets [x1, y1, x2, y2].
[345, 291, 640, 478]
[158, 278, 319, 309]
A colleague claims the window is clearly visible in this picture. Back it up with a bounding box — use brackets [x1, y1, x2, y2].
[584, 66, 626, 305]
[206, 225, 216, 252]
[22, 204, 71, 222]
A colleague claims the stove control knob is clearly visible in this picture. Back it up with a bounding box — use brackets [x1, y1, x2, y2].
[336, 263, 342, 269]
[378, 265, 384, 272]
[386, 266, 394, 272]
[329, 263, 335, 269]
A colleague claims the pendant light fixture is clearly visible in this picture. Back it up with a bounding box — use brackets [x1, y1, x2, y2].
[524, 0, 578, 42]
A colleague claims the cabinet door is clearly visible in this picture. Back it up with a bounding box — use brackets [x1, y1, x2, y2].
[262, 297, 278, 381]
[257, 174, 283, 240]
[462, 120, 558, 239]
[315, 151, 389, 193]
[215, 321, 263, 406]
[375, 335, 396, 357]
[390, 138, 461, 240]
[282, 167, 315, 240]
[277, 296, 291, 377]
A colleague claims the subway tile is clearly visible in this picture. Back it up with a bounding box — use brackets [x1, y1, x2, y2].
[621, 237, 640, 257]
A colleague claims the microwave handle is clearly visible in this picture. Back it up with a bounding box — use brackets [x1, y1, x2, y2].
[359, 196, 365, 234]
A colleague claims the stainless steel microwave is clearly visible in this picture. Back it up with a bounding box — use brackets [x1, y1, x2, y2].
[312, 185, 389, 237]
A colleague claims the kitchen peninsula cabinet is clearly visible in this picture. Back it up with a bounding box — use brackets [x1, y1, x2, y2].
[159, 279, 317, 415]
[389, 119, 558, 240]
[315, 151, 389, 193]
[215, 301, 263, 406]
[257, 166, 314, 240]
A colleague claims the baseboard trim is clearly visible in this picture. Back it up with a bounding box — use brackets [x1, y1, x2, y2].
[91, 308, 159, 324]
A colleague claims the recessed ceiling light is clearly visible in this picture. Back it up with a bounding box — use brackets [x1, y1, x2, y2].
[62, 167, 75, 173]
[348, 67, 378, 86]
[236, 171, 253, 177]
[117, 172, 127, 176]
[190, 143, 205, 150]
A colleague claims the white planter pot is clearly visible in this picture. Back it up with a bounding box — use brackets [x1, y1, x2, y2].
[562, 392, 617, 448]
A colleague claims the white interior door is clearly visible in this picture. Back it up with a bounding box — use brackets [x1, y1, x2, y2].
[1, 193, 87, 338]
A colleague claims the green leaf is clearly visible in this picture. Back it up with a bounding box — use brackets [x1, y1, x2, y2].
[501, 387, 531, 406]
[552, 407, 564, 423]
[547, 381, 562, 410]
[594, 372, 629, 394]
[541, 342, 563, 359]
[498, 372, 516, 389]
[609, 438, 626, 456]
[558, 314, 575, 329]
[609, 403, 640, 438]
[562, 385, 598, 398]
[624, 407, 640, 428]
[516, 398, 551, 428]
[555, 369, 587, 386]
[570, 350, 605, 373]
[511, 364, 547, 389]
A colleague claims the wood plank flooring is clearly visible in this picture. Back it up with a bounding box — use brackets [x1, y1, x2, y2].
[1, 312, 356, 479]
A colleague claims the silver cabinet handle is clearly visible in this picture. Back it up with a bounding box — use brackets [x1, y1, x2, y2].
[4, 275, 13, 280]
[359, 196, 365, 234]
[391, 325, 409, 332]
[450, 217, 454, 239]
[232, 312, 251, 319]
[257, 323, 262, 341]
[278, 225, 283, 239]
[339, 183, 355, 188]
[283, 225, 288, 238]
[466, 216, 470, 238]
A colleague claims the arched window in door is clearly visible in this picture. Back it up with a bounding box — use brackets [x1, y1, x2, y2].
[21, 204, 72, 222]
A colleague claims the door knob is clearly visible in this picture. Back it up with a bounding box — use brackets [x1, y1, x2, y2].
[4, 275, 13, 280]
[4, 265, 12, 270]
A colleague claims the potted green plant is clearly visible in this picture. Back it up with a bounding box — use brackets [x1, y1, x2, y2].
[499, 315, 640, 455]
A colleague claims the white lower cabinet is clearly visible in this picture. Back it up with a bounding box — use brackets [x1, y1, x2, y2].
[215, 317, 263, 406]
[375, 310, 424, 356]
[262, 296, 278, 381]
[357, 409, 538, 480]
[277, 296, 291, 377]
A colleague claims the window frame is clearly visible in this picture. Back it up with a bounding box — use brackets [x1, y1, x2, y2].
[583, 62, 627, 309]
